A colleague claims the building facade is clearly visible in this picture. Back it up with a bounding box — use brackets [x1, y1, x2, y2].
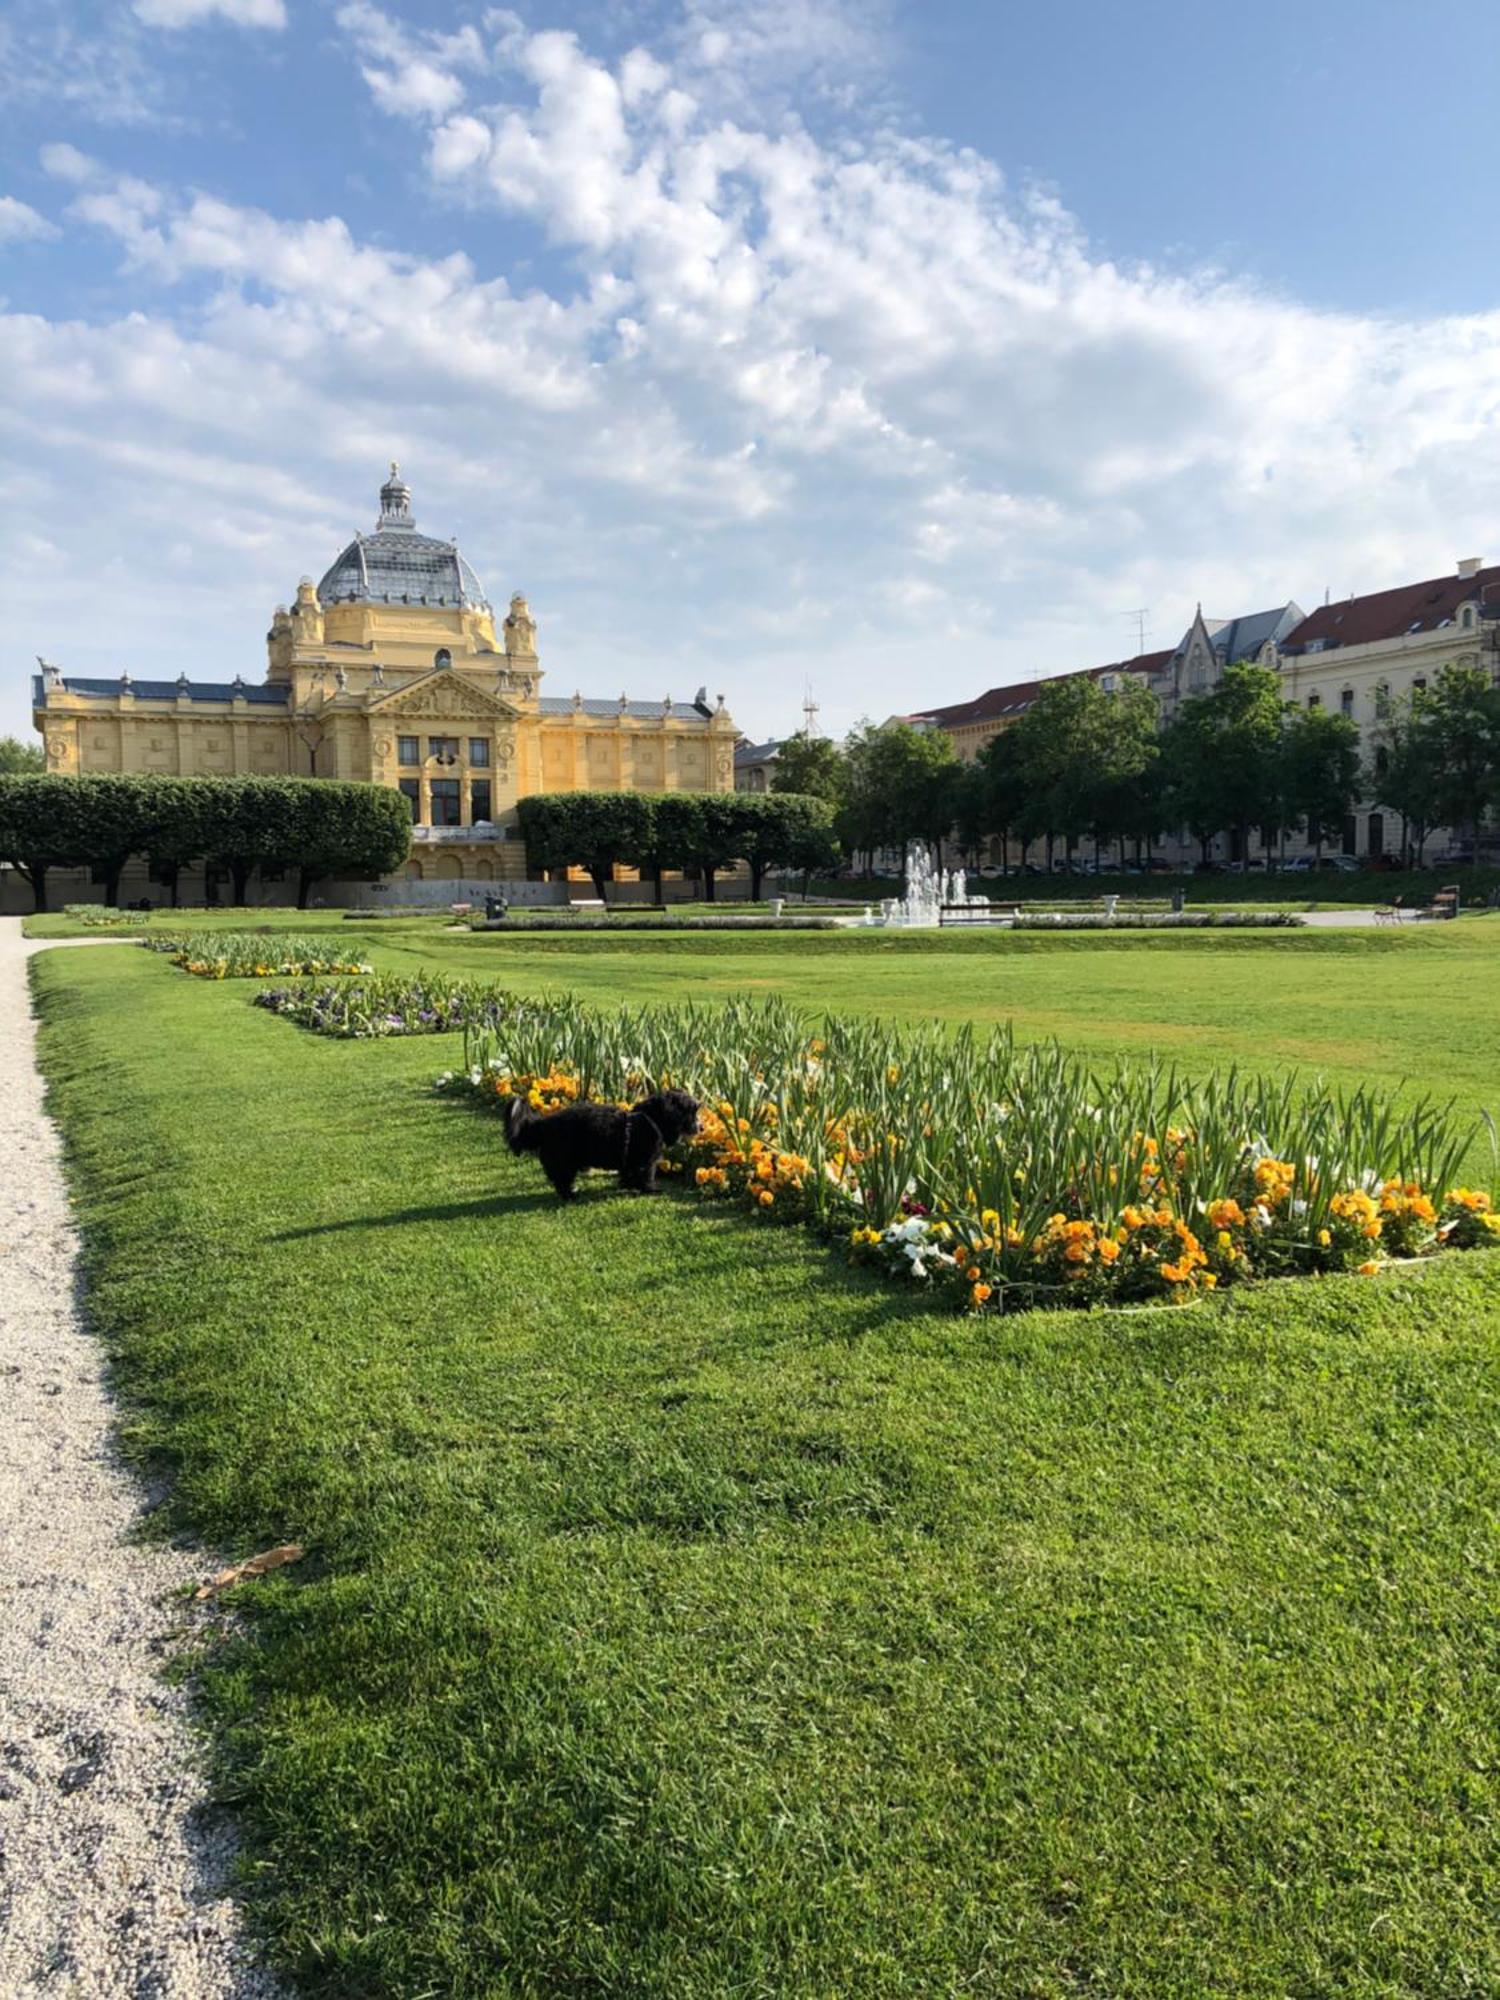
[909, 566, 1499, 864]
[30, 467, 738, 897]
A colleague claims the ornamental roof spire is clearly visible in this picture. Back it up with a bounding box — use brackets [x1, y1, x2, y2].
[377, 460, 415, 533]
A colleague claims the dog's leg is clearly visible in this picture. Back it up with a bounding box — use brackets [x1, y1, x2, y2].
[545, 1162, 577, 1201]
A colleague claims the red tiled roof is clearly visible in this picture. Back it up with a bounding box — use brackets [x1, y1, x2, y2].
[1282, 565, 1500, 653]
[910, 648, 1171, 729]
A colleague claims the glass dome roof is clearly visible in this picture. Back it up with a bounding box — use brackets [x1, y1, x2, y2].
[316, 465, 489, 611]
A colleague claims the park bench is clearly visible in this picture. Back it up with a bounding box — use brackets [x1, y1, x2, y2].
[1418, 885, 1460, 921]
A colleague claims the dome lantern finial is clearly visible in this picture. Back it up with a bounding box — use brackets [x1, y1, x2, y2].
[377, 461, 415, 533]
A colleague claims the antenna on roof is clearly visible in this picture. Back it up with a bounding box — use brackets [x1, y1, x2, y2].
[802, 680, 821, 738]
[1123, 609, 1150, 655]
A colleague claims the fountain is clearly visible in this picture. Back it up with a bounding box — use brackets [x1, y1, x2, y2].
[882, 844, 993, 927]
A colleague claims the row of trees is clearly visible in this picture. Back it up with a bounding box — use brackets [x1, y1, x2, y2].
[0, 774, 412, 910]
[517, 790, 836, 900]
[769, 663, 1500, 873]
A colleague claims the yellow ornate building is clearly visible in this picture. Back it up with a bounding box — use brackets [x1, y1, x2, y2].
[32, 466, 737, 891]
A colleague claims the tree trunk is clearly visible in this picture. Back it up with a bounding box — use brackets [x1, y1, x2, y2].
[750, 857, 765, 901]
[297, 865, 314, 910]
[21, 861, 48, 913]
[230, 859, 251, 907]
[102, 861, 124, 908]
[703, 866, 717, 902]
[589, 863, 609, 900]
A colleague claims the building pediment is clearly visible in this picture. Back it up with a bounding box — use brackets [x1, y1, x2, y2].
[366, 669, 522, 723]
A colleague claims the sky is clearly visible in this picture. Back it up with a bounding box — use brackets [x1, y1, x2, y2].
[4, 0, 1500, 749]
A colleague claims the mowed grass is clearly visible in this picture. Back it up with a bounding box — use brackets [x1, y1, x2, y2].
[356, 920, 1500, 1166]
[31, 936, 1500, 1999]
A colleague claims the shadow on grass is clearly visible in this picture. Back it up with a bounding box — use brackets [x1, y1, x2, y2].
[271, 1188, 561, 1239]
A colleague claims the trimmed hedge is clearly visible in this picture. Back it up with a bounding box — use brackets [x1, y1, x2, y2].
[516, 790, 836, 902]
[0, 773, 410, 911]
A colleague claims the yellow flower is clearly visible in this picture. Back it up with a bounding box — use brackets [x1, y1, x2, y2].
[758, 1190, 774, 1207]
[1317, 1228, 1331, 1248]
[971, 1282, 992, 1306]
[1357, 1259, 1381, 1276]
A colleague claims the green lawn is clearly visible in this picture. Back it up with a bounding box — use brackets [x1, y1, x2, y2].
[31, 931, 1500, 1998]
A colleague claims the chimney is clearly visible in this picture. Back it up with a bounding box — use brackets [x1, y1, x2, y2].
[1457, 556, 1483, 579]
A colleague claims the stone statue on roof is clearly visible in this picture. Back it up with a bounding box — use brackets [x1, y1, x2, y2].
[504, 593, 537, 658]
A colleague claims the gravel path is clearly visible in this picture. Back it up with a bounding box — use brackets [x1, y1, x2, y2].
[0, 922, 282, 1999]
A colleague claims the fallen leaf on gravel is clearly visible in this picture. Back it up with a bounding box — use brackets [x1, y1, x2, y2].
[194, 1543, 305, 1600]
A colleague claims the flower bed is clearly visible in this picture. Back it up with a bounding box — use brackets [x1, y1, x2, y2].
[144, 933, 371, 979]
[62, 903, 142, 928]
[436, 996, 1499, 1314]
[255, 975, 517, 1037]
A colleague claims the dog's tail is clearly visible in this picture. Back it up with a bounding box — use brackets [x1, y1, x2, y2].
[504, 1096, 540, 1153]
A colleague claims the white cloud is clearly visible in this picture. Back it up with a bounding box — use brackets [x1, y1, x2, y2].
[39, 142, 98, 184]
[9, 2, 1500, 751]
[0, 196, 59, 243]
[133, 0, 286, 27]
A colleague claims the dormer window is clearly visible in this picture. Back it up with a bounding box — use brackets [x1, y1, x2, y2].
[434, 647, 452, 669]
[1460, 604, 1477, 630]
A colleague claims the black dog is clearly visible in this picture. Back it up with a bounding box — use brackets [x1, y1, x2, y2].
[504, 1088, 700, 1200]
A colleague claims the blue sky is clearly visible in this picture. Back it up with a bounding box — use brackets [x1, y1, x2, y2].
[4, 0, 1500, 748]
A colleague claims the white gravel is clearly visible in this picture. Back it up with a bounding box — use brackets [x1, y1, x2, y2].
[0, 921, 283, 1999]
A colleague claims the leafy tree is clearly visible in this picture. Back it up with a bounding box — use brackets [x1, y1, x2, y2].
[1163, 664, 1285, 865]
[0, 736, 45, 775]
[950, 762, 991, 870]
[661, 793, 744, 901]
[839, 721, 959, 878]
[515, 793, 656, 900]
[973, 728, 1028, 873]
[770, 732, 846, 809]
[1085, 675, 1161, 866]
[140, 777, 214, 908]
[1004, 676, 1101, 865]
[276, 781, 412, 909]
[1281, 707, 1362, 860]
[1369, 692, 1443, 865]
[209, 777, 300, 907]
[1415, 664, 1500, 856]
[0, 775, 96, 911]
[731, 793, 837, 899]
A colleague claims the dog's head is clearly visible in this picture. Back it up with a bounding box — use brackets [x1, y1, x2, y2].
[642, 1088, 700, 1141]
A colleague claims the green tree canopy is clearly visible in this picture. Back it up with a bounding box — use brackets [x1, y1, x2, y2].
[1281, 707, 1362, 858]
[770, 732, 846, 808]
[0, 736, 45, 775]
[1163, 664, 1286, 862]
[1412, 664, 1500, 852]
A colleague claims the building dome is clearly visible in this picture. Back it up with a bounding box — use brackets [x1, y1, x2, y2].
[316, 464, 490, 611]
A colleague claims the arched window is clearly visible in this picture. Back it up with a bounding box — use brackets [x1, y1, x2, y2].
[434, 647, 452, 669]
